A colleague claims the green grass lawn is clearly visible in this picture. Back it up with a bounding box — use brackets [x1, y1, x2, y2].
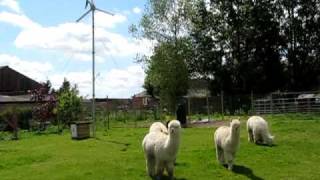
[0, 114, 320, 179]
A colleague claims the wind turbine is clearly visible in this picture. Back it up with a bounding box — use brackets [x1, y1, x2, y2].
[76, 0, 113, 138]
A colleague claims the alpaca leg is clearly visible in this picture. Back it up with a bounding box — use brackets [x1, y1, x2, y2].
[146, 154, 155, 177]
[216, 145, 225, 165]
[253, 131, 260, 144]
[248, 129, 254, 143]
[225, 152, 234, 171]
[155, 160, 164, 178]
[166, 162, 175, 180]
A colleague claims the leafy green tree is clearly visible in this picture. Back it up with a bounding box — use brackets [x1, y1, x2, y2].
[190, 0, 286, 94]
[58, 78, 71, 94]
[280, 0, 320, 90]
[56, 79, 82, 131]
[130, 0, 195, 43]
[145, 40, 189, 112]
[132, 0, 195, 111]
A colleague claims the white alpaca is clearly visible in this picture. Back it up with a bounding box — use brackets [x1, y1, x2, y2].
[142, 120, 181, 179]
[214, 119, 241, 170]
[149, 122, 168, 134]
[247, 116, 274, 146]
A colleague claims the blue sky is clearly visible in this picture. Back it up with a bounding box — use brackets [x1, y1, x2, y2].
[0, 0, 152, 98]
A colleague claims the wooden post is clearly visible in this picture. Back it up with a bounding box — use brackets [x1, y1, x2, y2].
[107, 111, 110, 129]
[206, 91, 210, 120]
[106, 96, 110, 130]
[221, 90, 224, 120]
[270, 93, 273, 114]
[188, 97, 191, 115]
[251, 90, 254, 115]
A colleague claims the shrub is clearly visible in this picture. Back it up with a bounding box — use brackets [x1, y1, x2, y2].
[56, 87, 83, 129]
[0, 107, 33, 130]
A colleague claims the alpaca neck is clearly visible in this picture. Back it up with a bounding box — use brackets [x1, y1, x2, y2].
[165, 133, 180, 155]
[229, 127, 240, 145]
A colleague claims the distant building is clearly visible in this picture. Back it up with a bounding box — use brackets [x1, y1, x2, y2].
[184, 79, 211, 115]
[0, 66, 42, 96]
[132, 91, 159, 109]
[83, 98, 131, 112]
[185, 79, 210, 98]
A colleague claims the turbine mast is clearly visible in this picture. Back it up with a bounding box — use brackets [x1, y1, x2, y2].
[76, 0, 113, 138]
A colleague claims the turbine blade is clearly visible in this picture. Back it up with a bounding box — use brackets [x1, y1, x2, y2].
[76, 9, 92, 22]
[85, 0, 92, 9]
[95, 8, 114, 16]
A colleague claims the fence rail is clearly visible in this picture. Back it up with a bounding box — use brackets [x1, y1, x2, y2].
[253, 91, 320, 114]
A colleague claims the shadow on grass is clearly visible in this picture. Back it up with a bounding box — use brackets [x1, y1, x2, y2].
[107, 140, 131, 151]
[233, 165, 264, 180]
[96, 138, 131, 151]
[255, 143, 277, 147]
[151, 175, 187, 180]
[174, 162, 188, 167]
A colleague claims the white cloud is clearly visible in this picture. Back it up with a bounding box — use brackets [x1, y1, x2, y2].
[132, 7, 141, 14]
[95, 12, 127, 28]
[0, 11, 40, 29]
[98, 65, 146, 98]
[14, 22, 153, 61]
[0, 0, 21, 13]
[0, 54, 53, 82]
[51, 65, 145, 98]
[0, 5, 153, 62]
[0, 9, 152, 61]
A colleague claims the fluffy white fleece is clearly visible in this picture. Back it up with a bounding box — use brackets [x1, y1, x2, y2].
[149, 122, 168, 134]
[142, 120, 181, 179]
[214, 119, 241, 170]
[247, 116, 274, 146]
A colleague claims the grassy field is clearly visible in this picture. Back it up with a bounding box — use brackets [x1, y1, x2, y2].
[0, 114, 320, 179]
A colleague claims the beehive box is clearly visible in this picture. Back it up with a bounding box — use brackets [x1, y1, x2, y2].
[70, 121, 91, 139]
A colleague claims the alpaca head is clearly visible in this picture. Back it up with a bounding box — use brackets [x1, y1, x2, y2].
[168, 120, 181, 135]
[230, 119, 241, 132]
[267, 135, 274, 146]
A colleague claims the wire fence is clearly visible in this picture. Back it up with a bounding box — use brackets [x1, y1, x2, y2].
[253, 91, 320, 114]
[185, 91, 320, 116]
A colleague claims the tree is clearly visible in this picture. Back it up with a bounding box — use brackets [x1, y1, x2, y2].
[132, 0, 195, 112]
[145, 40, 189, 111]
[56, 79, 82, 131]
[30, 80, 56, 132]
[58, 78, 71, 94]
[189, 0, 286, 95]
[130, 0, 195, 43]
[280, 0, 320, 90]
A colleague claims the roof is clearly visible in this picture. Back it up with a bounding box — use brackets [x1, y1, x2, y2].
[186, 79, 210, 98]
[297, 93, 320, 99]
[189, 79, 209, 90]
[0, 95, 32, 103]
[133, 91, 152, 98]
[0, 66, 42, 95]
[0, 66, 8, 70]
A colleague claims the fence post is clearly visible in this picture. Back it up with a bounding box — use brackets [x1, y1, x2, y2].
[221, 90, 224, 120]
[188, 97, 191, 115]
[251, 90, 254, 115]
[206, 92, 210, 120]
[270, 93, 273, 114]
[107, 111, 110, 129]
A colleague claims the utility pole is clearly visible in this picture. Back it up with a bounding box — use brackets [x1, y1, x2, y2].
[76, 0, 113, 137]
